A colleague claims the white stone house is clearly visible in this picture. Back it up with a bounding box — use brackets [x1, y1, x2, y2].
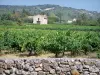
[28, 15, 48, 24]
[67, 18, 77, 24]
[33, 15, 48, 24]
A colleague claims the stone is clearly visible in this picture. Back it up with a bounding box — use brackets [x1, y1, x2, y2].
[90, 73, 97, 75]
[83, 69, 89, 71]
[59, 64, 69, 68]
[0, 68, 4, 74]
[41, 59, 49, 63]
[38, 71, 45, 75]
[66, 72, 71, 75]
[75, 61, 81, 65]
[16, 63, 23, 70]
[68, 61, 74, 66]
[23, 71, 30, 75]
[83, 71, 89, 75]
[59, 72, 65, 75]
[10, 67, 16, 73]
[0, 59, 100, 75]
[50, 62, 58, 69]
[50, 69, 55, 74]
[89, 66, 99, 73]
[4, 70, 11, 75]
[43, 63, 51, 72]
[30, 61, 34, 66]
[96, 61, 100, 68]
[35, 63, 40, 68]
[84, 60, 95, 66]
[83, 74, 89, 75]
[34, 60, 41, 64]
[1, 73, 6, 75]
[35, 67, 42, 71]
[31, 72, 37, 75]
[40, 63, 43, 67]
[5, 60, 14, 64]
[2, 64, 7, 69]
[83, 65, 90, 69]
[15, 70, 23, 75]
[23, 64, 30, 71]
[0, 62, 3, 68]
[56, 67, 61, 74]
[6, 64, 12, 69]
[0, 59, 5, 63]
[29, 67, 34, 72]
[10, 73, 16, 75]
[76, 65, 83, 72]
[45, 72, 49, 75]
[21, 70, 29, 75]
[60, 61, 69, 65]
[71, 69, 80, 75]
[70, 66, 77, 70]
[61, 67, 70, 72]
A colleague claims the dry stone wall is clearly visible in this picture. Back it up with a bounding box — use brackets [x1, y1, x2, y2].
[0, 58, 100, 75]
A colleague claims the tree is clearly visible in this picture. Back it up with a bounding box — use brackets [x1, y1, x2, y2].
[56, 12, 63, 24]
[21, 9, 30, 17]
[81, 14, 87, 21]
[1, 14, 12, 21]
[12, 10, 16, 14]
[76, 13, 88, 25]
[75, 19, 82, 25]
[97, 17, 100, 25]
[17, 18, 22, 26]
[48, 12, 59, 24]
[48, 17, 59, 24]
[11, 11, 21, 21]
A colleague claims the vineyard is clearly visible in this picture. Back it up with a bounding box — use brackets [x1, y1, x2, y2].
[0, 24, 100, 58]
[0, 24, 100, 31]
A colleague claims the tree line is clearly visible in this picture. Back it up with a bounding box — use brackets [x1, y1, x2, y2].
[0, 8, 100, 25]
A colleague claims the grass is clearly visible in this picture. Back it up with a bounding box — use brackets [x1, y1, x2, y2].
[0, 24, 100, 31]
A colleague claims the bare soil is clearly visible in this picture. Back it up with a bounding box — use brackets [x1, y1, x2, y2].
[0, 51, 98, 59]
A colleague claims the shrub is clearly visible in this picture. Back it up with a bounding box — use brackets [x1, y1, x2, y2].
[23, 18, 33, 23]
[0, 20, 14, 26]
[0, 29, 100, 57]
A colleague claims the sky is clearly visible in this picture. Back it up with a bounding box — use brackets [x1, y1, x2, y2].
[0, 0, 100, 12]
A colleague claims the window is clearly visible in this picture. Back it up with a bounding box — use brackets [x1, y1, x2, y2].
[44, 18, 47, 19]
[38, 18, 40, 21]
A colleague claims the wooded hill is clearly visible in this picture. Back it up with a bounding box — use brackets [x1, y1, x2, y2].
[0, 4, 100, 22]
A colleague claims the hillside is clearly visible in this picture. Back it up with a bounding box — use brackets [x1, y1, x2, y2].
[0, 4, 100, 22]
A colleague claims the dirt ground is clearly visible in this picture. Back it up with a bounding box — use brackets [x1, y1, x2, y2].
[0, 51, 98, 59]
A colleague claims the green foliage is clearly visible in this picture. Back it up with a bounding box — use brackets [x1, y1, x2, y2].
[97, 50, 100, 59]
[0, 20, 15, 26]
[80, 33, 92, 55]
[23, 18, 33, 23]
[0, 28, 100, 57]
[97, 17, 100, 25]
[75, 14, 88, 25]
[48, 16, 59, 24]
[56, 12, 63, 23]
[0, 5, 99, 24]
[1, 14, 12, 21]
[17, 19, 23, 25]
[21, 9, 30, 17]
